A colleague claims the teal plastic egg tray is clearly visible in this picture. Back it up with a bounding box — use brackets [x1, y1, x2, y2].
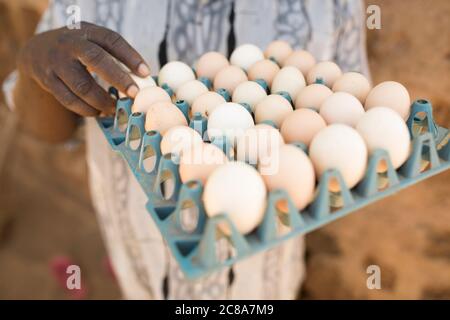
[97, 94, 449, 279]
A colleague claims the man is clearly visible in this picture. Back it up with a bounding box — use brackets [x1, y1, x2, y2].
[3, 0, 369, 299]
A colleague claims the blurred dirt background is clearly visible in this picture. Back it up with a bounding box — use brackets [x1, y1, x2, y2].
[0, 0, 449, 299]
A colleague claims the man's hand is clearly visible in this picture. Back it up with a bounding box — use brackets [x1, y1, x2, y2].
[18, 21, 150, 117]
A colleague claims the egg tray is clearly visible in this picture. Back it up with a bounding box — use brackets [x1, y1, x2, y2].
[96, 96, 449, 279]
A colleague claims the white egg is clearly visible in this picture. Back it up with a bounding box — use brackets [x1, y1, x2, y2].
[332, 72, 371, 103]
[271, 66, 306, 101]
[230, 44, 265, 71]
[191, 91, 226, 118]
[260, 144, 315, 210]
[160, 126, 203, 156]
[254, 94, 293, 127]
[309, 124, 368, 191]
[203, 162, 267, 235]
[175, 80, 208, 106]
[232, 81, 268, 111]
[179, 142, 228, 184]
[307, 61, 342, 87]
[356, 107, 410, 170]
[364, 81, 411, 120]
[130, 74, 156, 90]
[294, 84, 333, 111]
[236, 124, 284, 166]
[132, 86, 171, 113]
[319, 92, 365, 127]
[158, 61, 195, 91]
[207, 102, 255, 147]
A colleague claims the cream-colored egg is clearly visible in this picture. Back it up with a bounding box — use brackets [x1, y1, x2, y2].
[307, 61, 342, 87]
[264, 40, 293, 65]
[191, 91, 226, 118]
[280, 108, 326, 146]
[203, 162, 267, 234]
[158, 61, 195, 91]
[332, 72, 371, 103]
[195, 51, 230, 80]
[213, 65, 248, 94]
[132, 86, 171, 113]
[319, 92, 365, 127]
[247, 59, 280, 86]
[309, 124, 368, 190]
[131, 74, 156, 90]
[160, 125, 203, 156]
[283, 50, 316, 75]
[179, 142, 228, 184]
[294, 84, 333, 111]
[260, 144, 315, 210]
[271, 66, 306, 101]
[356, 107, 410, 169]
[207, 102, 254, 147]
[232, 81, 268, 111]
[144, 101, 188, 134]
[175, 80, 208, 106]
[230, 44, 265, 71]
[364, 81, 411, 120]
[254, 94, 293, 127]
[236, 124, 284, 166]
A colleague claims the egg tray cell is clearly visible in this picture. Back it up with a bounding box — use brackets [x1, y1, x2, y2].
[97, 96, 449, 279]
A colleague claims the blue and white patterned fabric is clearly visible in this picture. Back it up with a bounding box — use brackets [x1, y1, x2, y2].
[3, 0, 369, 300]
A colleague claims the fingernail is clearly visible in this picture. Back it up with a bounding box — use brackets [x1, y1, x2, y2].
[138, 63, 150, 77]
[126, 85, 139, 98]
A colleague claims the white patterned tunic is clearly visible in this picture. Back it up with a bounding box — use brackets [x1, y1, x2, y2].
[3, 0, 370, 299]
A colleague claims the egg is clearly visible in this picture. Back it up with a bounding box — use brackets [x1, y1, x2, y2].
[364, 81, 411, 120]
[179, 142, 228, 184]
[236, 124, 284, 166]
[230, 43, 265, 71]
[332, 72, 371, 103]
[307, 61, 342, 87]
[132, 86, 171, 113]
[191, 91, 226, 118]
[319, 92, 365, 127]
[294, 84, 333, 111]
[131, 74, 156, 90]
[271, 66, 306, 101]
[260, 144, 315, 210]
[175, 79, 208, 106]
[196, 51, 230, 80]
[213, 65, 248, 94]
[280, 108, 326, 146]
[160, 126, 203, 156]
[203, 162, 267, 234]
[309, 124, 368, 191]
[264, 40, 293, 65]
[232, 81, 267, 111]
[207, 102, 254, 147]
[283, 50, 316, 75]
[356, 107, 410, 170]
[254, 94, 293, 127]
[158, 61, 195, 91]
[247, 59, 280, 86]
[144, 101, 188, 134]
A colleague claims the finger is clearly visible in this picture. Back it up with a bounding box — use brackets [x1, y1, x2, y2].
[54, 60, 115, 114]
[84, 23, 150, 77]
[47, 74, 100, 117]
[76, 41, 139, 98]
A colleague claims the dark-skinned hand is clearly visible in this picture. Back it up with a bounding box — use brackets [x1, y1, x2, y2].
[18, 21, 149, 116]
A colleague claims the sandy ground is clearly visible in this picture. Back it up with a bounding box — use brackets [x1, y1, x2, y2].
[0, 0, 449, 299]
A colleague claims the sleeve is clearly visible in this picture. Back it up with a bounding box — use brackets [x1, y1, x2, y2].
[2, 0, 61, 111]
[333, 0, 371, 81]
